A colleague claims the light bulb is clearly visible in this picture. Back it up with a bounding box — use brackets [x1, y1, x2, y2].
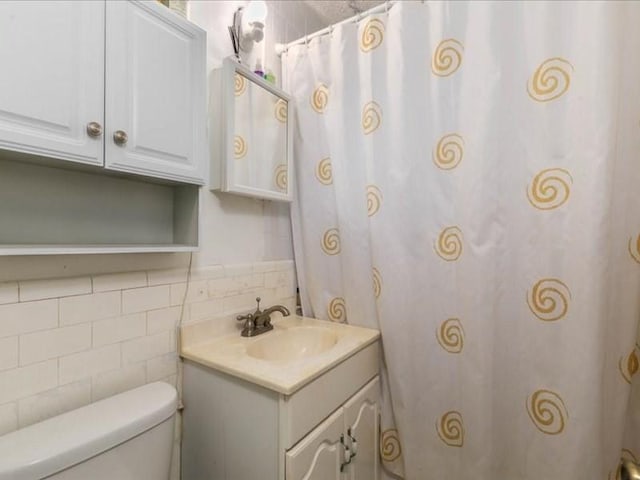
[244, 0, 267, 23]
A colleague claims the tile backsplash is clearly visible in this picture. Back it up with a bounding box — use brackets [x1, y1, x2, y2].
[0, 259, 296, 435]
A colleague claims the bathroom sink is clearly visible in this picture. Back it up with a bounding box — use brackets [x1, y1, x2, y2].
[180, 315, 380, 394]
[246, 326, 338, 362]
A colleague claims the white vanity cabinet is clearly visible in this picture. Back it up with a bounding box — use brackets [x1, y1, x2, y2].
[0, 0, 206, 185]
[286, 377, 380, 480]
[182, 341, 380, 480]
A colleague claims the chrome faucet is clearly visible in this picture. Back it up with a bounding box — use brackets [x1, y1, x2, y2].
[236, 297, 290, 337]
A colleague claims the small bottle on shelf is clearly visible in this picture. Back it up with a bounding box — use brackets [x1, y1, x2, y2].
[254, 59, 264, 78]
[264, 70, 276, 84]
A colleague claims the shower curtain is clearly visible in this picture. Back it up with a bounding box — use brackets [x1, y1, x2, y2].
[283, 1, 640, 478]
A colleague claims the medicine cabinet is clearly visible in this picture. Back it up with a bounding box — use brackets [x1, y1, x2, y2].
[210, 58, 293, 202]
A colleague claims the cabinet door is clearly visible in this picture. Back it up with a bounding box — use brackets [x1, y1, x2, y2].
[0, 1, 104, 166]
[285, 408, 345, 480]
[105, 0, 206, 184]
[343, 377, 380, 480]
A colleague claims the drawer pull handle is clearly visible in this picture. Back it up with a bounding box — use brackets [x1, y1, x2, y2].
[347, 428, 358, 458]
[340, 434, 352, 472]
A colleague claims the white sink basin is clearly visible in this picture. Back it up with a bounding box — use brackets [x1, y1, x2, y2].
[246, 326, 338, 362]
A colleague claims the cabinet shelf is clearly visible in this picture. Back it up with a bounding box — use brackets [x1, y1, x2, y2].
[0, 245, 197, 256]
[0, 159, 199, 254]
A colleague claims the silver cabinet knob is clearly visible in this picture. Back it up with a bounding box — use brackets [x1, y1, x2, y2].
[86, 122, 103, 138]
[113, 130, 128, 146]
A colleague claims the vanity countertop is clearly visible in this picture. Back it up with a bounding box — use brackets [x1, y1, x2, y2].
[179, 315, 380, 395]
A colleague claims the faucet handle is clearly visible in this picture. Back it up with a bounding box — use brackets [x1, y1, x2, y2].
[254, 297, 262, 315]
[236, 313, 256, 337]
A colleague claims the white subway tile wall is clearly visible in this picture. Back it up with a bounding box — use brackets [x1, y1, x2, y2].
[0, 260, 296, 433]
[0, 282, 18, 305]
[0, 402, 17, 436]
[19, 276, 92, 302]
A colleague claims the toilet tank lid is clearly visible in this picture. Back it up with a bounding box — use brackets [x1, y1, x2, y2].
[0, 382, 177, 480]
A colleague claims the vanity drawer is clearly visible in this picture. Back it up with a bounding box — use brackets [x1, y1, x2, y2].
[280, 341, 379, 449]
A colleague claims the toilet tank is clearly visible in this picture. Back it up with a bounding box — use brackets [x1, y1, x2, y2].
[0, 382, 177, 480]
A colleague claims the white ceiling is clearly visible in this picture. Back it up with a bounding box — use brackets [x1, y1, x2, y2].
[303, 0, 386, 26]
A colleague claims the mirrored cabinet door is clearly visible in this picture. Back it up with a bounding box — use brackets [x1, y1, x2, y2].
[210, 57, 292, 202]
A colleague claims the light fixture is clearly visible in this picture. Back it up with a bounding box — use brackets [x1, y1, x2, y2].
[229, 0, 268, 57]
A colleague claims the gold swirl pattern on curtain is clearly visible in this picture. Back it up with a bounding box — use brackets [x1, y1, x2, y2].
[436, 318, 464, 354]
[434, 226, 463, 261]
[619, 347, 640, 384]
[380, 429, 402, 462]
[527, 57, 573, 102]
[234, 73, 247, 96]
[328, 297, 347, 322]
[436, 411, 464, 447]
[527, 278, 571, 322]
[433, 133, 464, 170]
[526, 168, 573, 210]
[373, 267, 382, 299]
[315, 157, 333, 185]
[274, 99, 287, 123]
[431, 39, 464, 77]
[526, 389, 568, 435]
[274, 164, 287, 191]
[362, 101, 382, 134]
[360, 18, 385, 52]
[321, 228, 341, 255]
[610, 450, 640, 480]
[366, 185, 382, 216]
[234, 135, 247, 159]
[311, 84, 329, 113]
[628, 234, 640, 264]
[623, 449, 639, 464]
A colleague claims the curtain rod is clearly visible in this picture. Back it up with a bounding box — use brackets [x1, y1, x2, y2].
[276, 0, 397, 56]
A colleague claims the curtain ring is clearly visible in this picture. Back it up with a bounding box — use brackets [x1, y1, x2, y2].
[329, 24, 334, 37]
[385, 1, 390, 13]
[304, 35, 309, 47]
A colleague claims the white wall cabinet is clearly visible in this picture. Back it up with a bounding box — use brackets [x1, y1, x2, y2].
[0, 0, 206, 185]
[0, 1, 105, 166]
[182, 342, 380, 480]
[105, 1, 206, 184]
[0, 0, 205, 254]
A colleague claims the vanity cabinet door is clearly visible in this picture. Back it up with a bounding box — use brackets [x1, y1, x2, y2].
[285, 409, 345, 480]
[105, 0, 206, 184]
[0, 1, 104, 166]
[343, 377, 380, 480]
